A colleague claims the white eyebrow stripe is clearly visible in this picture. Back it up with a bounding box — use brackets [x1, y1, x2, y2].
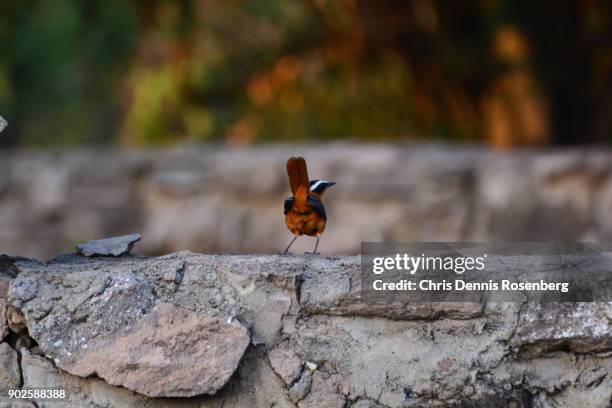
[310, 180, 325, 192]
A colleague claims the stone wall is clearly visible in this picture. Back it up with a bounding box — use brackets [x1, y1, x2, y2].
[3, 144, 612, 259]
[0, 247, 611, 407]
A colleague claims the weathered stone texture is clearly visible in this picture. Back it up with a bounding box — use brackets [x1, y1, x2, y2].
[513, 302, 612, 355]
[8, 254, 250, 398]
[62, 303, 249, 397]
[0, 251, 609, 407]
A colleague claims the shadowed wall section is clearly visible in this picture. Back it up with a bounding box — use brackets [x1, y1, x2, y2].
[1, 144, 612, 259]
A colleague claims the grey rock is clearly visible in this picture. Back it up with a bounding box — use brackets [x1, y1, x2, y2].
[0, 276, 11, 300]
[8, 254, 250, 397]
[61, 303, 250, 397]
[238, 349, 296, 408]
[0, 116, 6, 133]
[9, 277, 38, 304]
[289, 370, 312, 403]
[18, 344, 300, 407]
[0, 343, 20, 392]
[20, 348, 61, 389]
[299, 256, 484, 320]
[268, 344, 302, 385]
[0, 301, 7, 341]
[20, 347, 169, 407]
[0, 402, 37, 408]
[75, 233, 141, 257]
[351, 400, 383, 408]
[297, 372, 346, 408]
[513, 303, 612, 355]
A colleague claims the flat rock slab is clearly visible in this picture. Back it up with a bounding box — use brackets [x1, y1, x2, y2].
[62, 303, 249, 397]
[8, 254, 250, 397]
[76, 234, 142, 257]
[513, 302, 612, 355]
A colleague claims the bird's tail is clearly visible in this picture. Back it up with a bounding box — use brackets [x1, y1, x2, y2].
[286, 157, 309, 205]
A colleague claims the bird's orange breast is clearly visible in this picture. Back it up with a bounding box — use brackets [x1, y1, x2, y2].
[285, 209, 326, 237]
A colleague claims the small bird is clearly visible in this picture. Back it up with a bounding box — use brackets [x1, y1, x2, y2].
[282, 157, 335, 255]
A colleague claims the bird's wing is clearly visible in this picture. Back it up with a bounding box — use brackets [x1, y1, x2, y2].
[307, 196, 327, 221]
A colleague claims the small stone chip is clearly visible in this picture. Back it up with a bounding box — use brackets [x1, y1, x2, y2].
[76, 234, 142, 257]
[305, 361, 317, 371]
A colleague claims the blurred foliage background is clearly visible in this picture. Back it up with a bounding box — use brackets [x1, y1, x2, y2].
[1, 0, 612, 148]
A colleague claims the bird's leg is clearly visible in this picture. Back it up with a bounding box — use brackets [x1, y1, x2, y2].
[305, 237, 320, 255]
[280, 236, 298, 255]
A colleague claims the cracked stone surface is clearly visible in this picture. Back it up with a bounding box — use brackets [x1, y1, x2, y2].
[269, 344, 302, 385]
[297, 371, 347, 408]
[289, 370, 312, 403]
[0, 251, 610, 407]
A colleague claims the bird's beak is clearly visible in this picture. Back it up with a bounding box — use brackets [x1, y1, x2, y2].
[328, 182, 336, 187]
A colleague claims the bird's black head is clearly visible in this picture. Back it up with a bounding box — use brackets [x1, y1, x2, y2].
[309, 179, 336, 195]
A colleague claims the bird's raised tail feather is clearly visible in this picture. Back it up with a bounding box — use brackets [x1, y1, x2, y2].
[286, 157, 310, 205]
